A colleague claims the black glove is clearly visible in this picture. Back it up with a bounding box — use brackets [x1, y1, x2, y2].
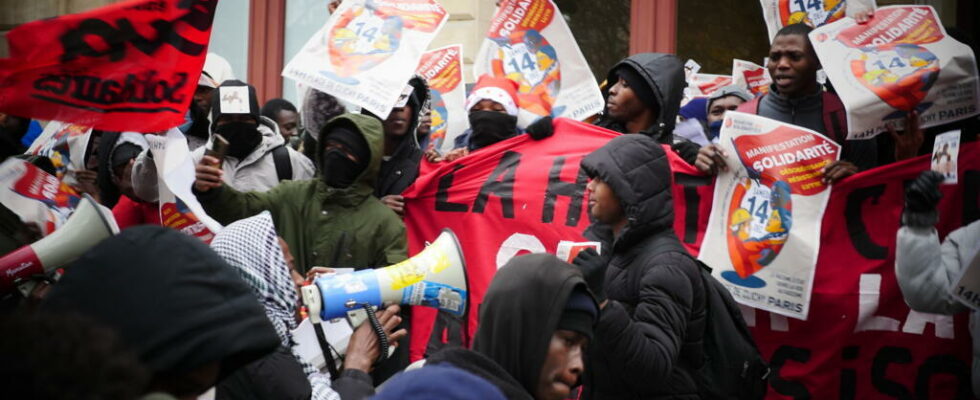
[572, 248, 607, 303]
[902, 170, 943, 228]
[671, 140, 701, 166]
[525, 116, 554, 140]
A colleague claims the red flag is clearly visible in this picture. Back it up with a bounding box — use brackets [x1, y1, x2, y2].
[0, 0, 218, 132]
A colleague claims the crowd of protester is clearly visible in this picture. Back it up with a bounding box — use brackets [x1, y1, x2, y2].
[0, 2, 978, 399]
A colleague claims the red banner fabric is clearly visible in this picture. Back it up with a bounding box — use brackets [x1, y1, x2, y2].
[404, 119, 976, 398]
[0, 0, 217, 132]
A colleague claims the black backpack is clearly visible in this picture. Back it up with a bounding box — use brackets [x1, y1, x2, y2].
[693, 259, 770, 399]
[654, 239, 770, 399]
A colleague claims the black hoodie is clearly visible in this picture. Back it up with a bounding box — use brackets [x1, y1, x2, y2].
[374, 75, 431, 198]
[42, 226, 280, 385]
[429, 254, 596, 399]
[580, 135, 706, 400]
[596, 53, 686, 144]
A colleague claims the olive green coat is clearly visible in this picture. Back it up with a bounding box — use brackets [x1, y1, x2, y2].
[198, 114, 407, 273]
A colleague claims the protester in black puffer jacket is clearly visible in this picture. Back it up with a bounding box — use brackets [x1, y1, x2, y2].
[577, 134, 707, 399]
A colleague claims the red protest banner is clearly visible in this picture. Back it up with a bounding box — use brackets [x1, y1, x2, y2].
[403, 118, 616, 359]
[672, 144, 977, 399]
[405, 118, 975, 398]
[0, 0, 218, 132]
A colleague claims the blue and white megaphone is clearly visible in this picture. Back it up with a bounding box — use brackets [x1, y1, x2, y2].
[300, 229, 468, 325]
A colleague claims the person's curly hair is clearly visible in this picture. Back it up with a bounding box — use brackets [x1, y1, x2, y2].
[0, 311, 150, 400]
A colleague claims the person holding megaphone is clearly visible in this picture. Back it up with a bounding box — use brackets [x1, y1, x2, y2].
[211, 212, 406, 400]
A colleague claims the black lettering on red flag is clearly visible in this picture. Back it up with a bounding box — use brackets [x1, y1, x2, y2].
[473, 151, 520, 218]
[871, 346, 912, 398]
[675, 173, 712, 244]
[543, 156, 588, 226]
[769, 345, 812, 399]
[435, 164, 468, 212]
[845, 185, 888, 260]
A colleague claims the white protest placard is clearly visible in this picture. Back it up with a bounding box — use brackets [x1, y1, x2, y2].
[416, 45, 467, 153]
[283, 0, 448, 119]
[474, 0, 604, 127]
[732, 59, 773, 96]
[0, 158, 81, 235]
[952, 250, 980, 312]
[931, 130, 960, 184]
[691, 74, 733, 97]
[148, 129, 222, 243]
[699, 112, 840, 320]
[810, 6, 980, 140]
[26, 120, 92, 185]
[761, 0, 875, 41]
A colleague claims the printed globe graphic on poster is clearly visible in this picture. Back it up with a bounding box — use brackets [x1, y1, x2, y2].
[491, 29, 562, 117]
[323, 4, 404, 84]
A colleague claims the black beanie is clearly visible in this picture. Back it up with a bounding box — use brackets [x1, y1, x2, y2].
[210, 80, 261, 131]
[557, 286, 598, 341]
[615, 66, 659, 112]
[322, 124, 371, 167]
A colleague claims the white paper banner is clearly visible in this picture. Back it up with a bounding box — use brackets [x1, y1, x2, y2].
[148, 129, 222, 243]
[282, 0, 448, 119]
[416, 45, 467, 153]
[761, 0, 875, 41]
[700, 112, 840, 320]
[810, 6, 980, 140]
[732, 59, 773, 96]
[26, 121, 92, 185]
[474, 0, 604, 127]
[0, 158, 80, 235]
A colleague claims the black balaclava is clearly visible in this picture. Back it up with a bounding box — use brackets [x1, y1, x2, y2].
[468, 111, 518, 151]
[320, 125, 371, 188]
[614, 66, 660, 114]
[210, 80, 263, 159]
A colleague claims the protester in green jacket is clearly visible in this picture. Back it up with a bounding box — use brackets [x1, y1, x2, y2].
[193, 113, 407, 274]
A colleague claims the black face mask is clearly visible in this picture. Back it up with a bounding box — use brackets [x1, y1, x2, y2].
[468, 111, 517, 150]
[320, 148, 364, 189]
[215, 121, 262, 159]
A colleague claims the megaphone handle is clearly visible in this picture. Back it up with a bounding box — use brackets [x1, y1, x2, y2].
[355, 303, 390, 366]
[312, 321, 343, 380]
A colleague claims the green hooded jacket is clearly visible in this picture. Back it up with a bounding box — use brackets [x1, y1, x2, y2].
[197, 113, 407, 273]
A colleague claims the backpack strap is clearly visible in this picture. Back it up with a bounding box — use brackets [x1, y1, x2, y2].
[821, 91, 848, 144]
[272, 144, 293, 181]
[736, 93, 765, 115]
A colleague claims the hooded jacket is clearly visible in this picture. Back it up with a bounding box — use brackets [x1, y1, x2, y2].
[191, 116, 315, 192]
[375, 76, 430, 198]
[896, 221, 980, 396]
[196, 113, 407, 274]
[41, 226, 280, 381]
[595, 53, 686, 144]
[428, 254, 596, 400]
[130, 117, 315, 204]
[580, 135, 706, 400]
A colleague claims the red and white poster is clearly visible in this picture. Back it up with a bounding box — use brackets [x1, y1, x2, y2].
[403, 118, 616, 359]
[0, 158, 81, 236]
[25, 121, 92, 185]
[700, 112, 840, 320]
[283, 0, 448, 119]
[732, 59, 773, 96]
[416, 45, 467, 153]
[147, 128, 221, 243]
[761, 0, 875, 41]
[0, 0, 218, 132]
[474, 0, 604, 127]
[691, 74, 734, 97]
[811, 6, 980, 140]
